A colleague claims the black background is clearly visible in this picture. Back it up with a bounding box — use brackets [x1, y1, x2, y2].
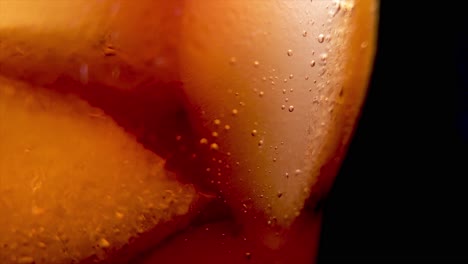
[318, 1, 468, 261]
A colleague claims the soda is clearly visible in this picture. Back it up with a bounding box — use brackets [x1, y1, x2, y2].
[0, 1, 378, 263]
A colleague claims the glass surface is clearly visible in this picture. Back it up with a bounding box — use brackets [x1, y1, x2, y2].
[0, 1, 378, 263]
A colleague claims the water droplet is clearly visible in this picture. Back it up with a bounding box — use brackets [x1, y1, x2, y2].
[37, 241, 46, 248]
[320, 53, 328, 63]
[232, 109, 239, 115]
[317, 34, 325, 43]
[310, 60, 316, 67]
[214, 119, 221, 125]
[289, 74, 294, 79]
[258, 140, 264, 146]
[287, 49, 293, 56]
[277, 192, 283, 198]
[245, 252, 252, 260]
[212, 132, 219, 138]
[251, 130, 258, 136]
[281, 105, 286, 110]
[285, 172, 289, 178]
[285, 98, 289, 102]
[224, 125, 231, 130]
[115, 212, 124, 219]
[325, 34, 332, 42]
[290, 88, 294, 93]
[229, 57, 237, 65]
[79, 64, 89, 84]
[175, 135, 182, 141]
[329, 0, 342, 17]
[282, 89, 286, 94]
[288, 105, 295, 112]
[98, 238, 110, 248]
[295, 169, 302, 175]
[302, 30, 308, 37]
[259, 91, 265, 97]
[17, 256, 35, 264]
[210, 143, 219, 150]
[103, 46, 116, 56]
[253, 61, 260, 67]
[200, 138, 208, 144]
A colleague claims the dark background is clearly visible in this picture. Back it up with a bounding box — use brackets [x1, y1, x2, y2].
[318, 1, 467, 261]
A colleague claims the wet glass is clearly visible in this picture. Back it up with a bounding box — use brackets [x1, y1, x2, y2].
[0, 1, 378, 263]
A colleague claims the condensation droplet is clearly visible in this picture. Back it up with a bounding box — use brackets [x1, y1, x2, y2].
[287, 49, 293, 56]
[17, 256, 35, 264]
[98, 238, 110, 248]
[317, 34, 325, 43]
[200, 138, 208, 144]
[329, 0, 342, 17]
[251, 130, 258, 136]
[320, 53, 328, 63]
[210, 143, 219, 150]
[229, 57, 237, 65]
[79, 64, 89, 84]
[288, 105, 295, 112]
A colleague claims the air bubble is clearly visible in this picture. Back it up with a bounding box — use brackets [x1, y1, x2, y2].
[310, 60, 316, 67]
[232, 109, 239, 115]
[258, 140, 264, 146]
[224, 125, 231, 130]
[281, 105, 286, 110]
[288, 105, 295, 112]
[302, 31, 308, 37]
[251, 130, 258, 136]
[214, 119, 221, 125]
[259, 91, 265, 97]
[253, 61, 260, 67]
[289, 74, 294, 79]
[200, 138, 208, 144]
[287, 49, 293, 56]
[212, 132, 219, 138]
